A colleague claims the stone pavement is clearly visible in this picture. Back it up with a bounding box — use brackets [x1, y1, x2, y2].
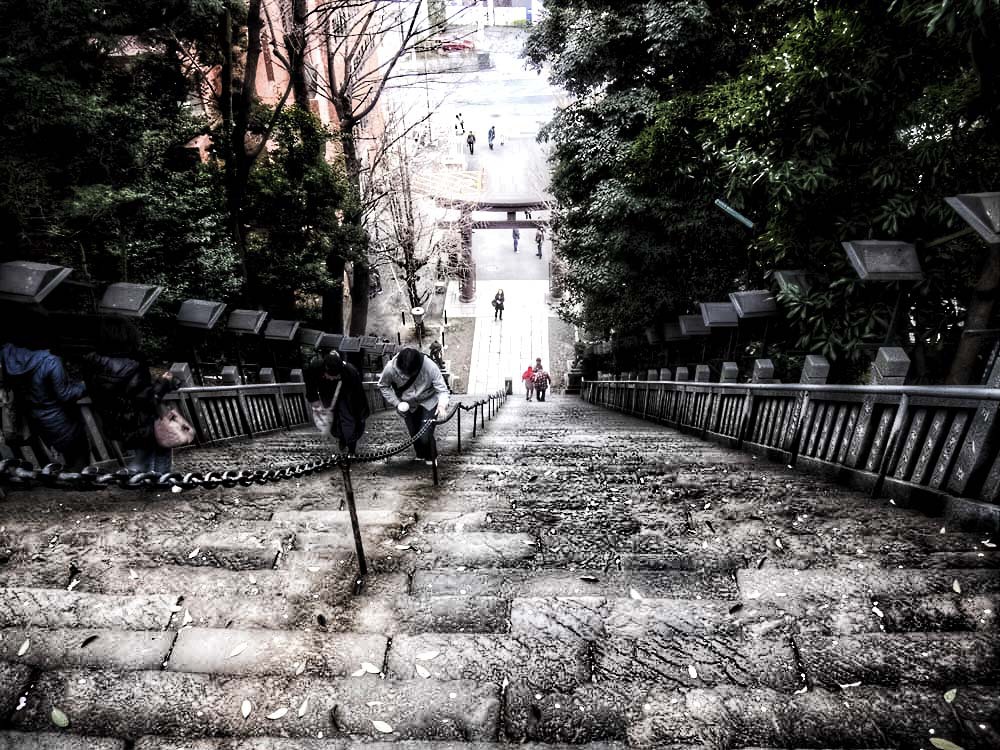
[1, 396, 998, 749]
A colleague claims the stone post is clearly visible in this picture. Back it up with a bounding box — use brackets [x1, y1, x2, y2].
[870, 347, 910, 385]
[720, 362, 739, 383]
[221, 366, 240, 386]
[258, 368, 276, 384]
[169, 363, 194, 388]
[694, 365, 711, 382]
[646, 369, 659, 381]
[751, 359, 777, 384]
[675, 366, 690, 382]
[288, 369, 304, 383]
[800, 355, 830, 385]
[659, 367, 673, 381]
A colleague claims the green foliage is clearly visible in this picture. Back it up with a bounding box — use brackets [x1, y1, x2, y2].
[528, 0, 1000, 379]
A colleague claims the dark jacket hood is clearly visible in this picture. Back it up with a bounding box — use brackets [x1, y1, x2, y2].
[1, 343, 51, 377]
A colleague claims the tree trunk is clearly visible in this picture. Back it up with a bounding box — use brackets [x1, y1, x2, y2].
[323, 254, 346, 333]
[947, 245, 1000, 384]
[289, 0, 310, 109]
[349, 261, 370, 336]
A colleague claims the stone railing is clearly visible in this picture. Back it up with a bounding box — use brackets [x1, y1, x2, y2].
[584, 353, 1000, 533]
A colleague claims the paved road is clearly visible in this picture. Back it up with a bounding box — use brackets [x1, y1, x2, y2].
[1, 396, 998, 748]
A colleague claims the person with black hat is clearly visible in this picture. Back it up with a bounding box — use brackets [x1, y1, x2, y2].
[305, 351, 370, 455]
[378, 347, 449, 464]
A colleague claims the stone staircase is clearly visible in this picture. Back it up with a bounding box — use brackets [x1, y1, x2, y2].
[0, 395, 998, 749]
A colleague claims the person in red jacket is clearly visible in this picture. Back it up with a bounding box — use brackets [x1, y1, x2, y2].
[521, 364, 536, 402]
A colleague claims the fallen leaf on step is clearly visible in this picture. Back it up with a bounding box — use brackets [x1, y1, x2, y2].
[266, 707, 288, 720]
[351, 667, 366, 677]
[688, 665, 698, 679]
[579, 575, 599, 582]
[365, 701, 384, 707]
[415, 650, 440, 661]
[930, 739, 965, 750]
[416, 664, 431, 678]
[944, 688, 957, 703]
[50, 707, 70, 728]
[838, 681, 862, 689]
[241, 699, 252, 718]
[228, 643, 248, 658]
[361, 661, 380, 674]
[395, 544, 412, 550]
[188, 547, 200, 559]
[182, 610, 193, 627]
[295, 660, 306, 675]
[371, 720, 393, 734]
[952, 579, 962, 594]
[307, 566, 320, 572]
[298, 698, 309, 717]
[67, 578, 80, 591]
[129, 568, 139, 580]
[17, 639, 29, 657]
[628, 587, 644, 600]
[80, 635, 98, 648]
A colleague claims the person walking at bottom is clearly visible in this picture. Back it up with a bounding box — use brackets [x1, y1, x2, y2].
[305, 351, 370, 455]
[488, 125, 496, 150]
[512, 227, 520, 253]
[535, 226, 545, 258]
[378, 347, 449, 464]
[466, 132, 476, 155]
[533, 366, 552, 402]
[493, 289, 505, 321]
[522, 364, 536, 401]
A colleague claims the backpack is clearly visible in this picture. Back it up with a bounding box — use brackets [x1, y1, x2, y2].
[533, 370, 549, 389]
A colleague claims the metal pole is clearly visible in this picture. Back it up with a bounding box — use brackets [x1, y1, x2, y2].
[457, 407, 462, 452]
[339, 461, 368, 585]
[472, 405, 478, 437]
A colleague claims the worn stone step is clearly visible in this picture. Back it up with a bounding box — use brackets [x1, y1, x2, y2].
[296, 531, 538, 568]
[167, 628, 386, 677]
[0, 628, 173, 671]
[629, 685, 1000, 749]
[176, 593, 510, 634]
[738, 567, 1000, 601]
[508, 597, 746, 640]
[410, 568, 738, 599]
[0, 733, 125, 750]
[795, 632, 999, 687]
[385, 633, 589, 692]
[0, 588, 179, 630]
[593, 635, 800, 690]
[11, 670, 501, 741]
[133, 740, 629, 750]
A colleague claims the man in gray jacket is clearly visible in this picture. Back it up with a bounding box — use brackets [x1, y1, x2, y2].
[378, 347, 450, 463]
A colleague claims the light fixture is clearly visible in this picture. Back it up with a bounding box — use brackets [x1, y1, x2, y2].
[177, 299, 227, 329]
[699, 302, 739, 328]
[842, 241, 923, 281]
[263, 319, 300, 342]
[0, 261, 73, 304]
[678, 315, 710, 336]
[98, 283, 163, 318]
[226, 309, 268, 335]
[945, 192, 1000, 245]
[729, 290, 778, 318]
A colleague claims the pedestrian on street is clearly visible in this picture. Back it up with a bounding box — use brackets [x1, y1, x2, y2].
[455, 113, 464, 134]
[378, 348, 449, 464]
[305, 351, 370, 456]
[0, 316, 89, 471]
[488, 125, 496, 150]
[81, 315, 181, 474]
[493, 289, 505, 321]
[535, 226, 545, 258]
[466, 132, 476, 155]
[512, 227, 520, 252]
[533, 367, 552, 402]
[522, 364, 536, 401]
[524, 209, 532, 219]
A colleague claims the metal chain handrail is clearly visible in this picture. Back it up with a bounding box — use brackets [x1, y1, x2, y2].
[0, 390, 508, 493]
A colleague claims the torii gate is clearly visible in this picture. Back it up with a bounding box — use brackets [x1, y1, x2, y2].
[434, 196, 550, 302]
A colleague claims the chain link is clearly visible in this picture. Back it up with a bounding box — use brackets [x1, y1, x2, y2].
[0, 391, 507, 493]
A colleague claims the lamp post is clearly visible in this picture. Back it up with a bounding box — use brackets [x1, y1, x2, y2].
[176, 299, 227, 385]
[225, 310, 268, 384]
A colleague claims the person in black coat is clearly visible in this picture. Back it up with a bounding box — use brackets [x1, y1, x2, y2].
[305, 352, 370, 455]
[81, 316, 178, 473]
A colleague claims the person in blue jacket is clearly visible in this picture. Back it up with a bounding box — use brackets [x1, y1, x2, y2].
[0, 323, 90, 471]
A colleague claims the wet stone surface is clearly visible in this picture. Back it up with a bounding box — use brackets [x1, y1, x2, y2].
[1, 397, 997, 747]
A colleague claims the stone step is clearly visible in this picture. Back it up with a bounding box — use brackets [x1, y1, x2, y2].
[410, 568, 738, 599]
[795, 632, 1000, 687]
[0, 733, 125, 750]
[0, 628, 174, 671]
[0, 588, 179, 630]
[175, 593, 510, 634]
[131, 740, 630, 750]
[738, 567, 1000, 600]
[166, 628, 386, 678]
[630, 685, 1000, 749]
[386, 633, 589, 693]
[0, 662, 33, 718]
[11, 670, 501, 741]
